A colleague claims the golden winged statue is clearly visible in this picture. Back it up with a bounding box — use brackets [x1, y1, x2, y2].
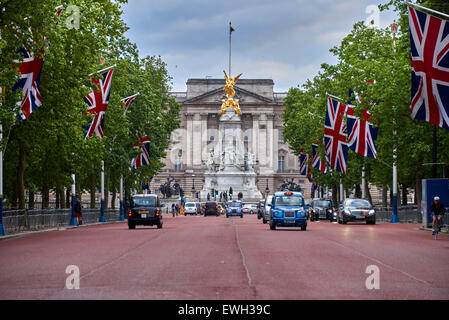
[221, 70, 243, 116]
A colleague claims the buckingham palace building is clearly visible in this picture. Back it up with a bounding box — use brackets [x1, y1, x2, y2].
[150, 78, 312, 201]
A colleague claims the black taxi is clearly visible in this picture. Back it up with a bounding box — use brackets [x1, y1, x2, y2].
[127, 194, 163, 229]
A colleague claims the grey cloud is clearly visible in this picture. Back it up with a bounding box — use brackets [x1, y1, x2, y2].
[122, 0, 397, 91]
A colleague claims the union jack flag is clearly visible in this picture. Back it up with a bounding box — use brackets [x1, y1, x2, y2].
[408, 5, 449, 130]
[299, 154, 309, 176]
[121, 93, 139, 115]
[346, 106, 378, 159]
[13, 48, 44, 120]
[312, 144, 329, 173]
[324, 97, 348, 174]
[131, 136, 151, 170]
[84, 68, 114, 139]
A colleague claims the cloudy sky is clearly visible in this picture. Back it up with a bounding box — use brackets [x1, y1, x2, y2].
[122, 0, 397, 92]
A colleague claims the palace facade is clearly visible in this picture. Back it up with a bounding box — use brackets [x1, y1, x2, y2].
[150, 78, 312, 201]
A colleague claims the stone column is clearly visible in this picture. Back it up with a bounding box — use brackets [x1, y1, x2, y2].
[192, 113, 202, 166]
[252, 114, 259, 160]
[267, 114, 275, 170]
[185, 113, 193, 168]
[200, 113, 208, 164]
[258, 113, 267, 168]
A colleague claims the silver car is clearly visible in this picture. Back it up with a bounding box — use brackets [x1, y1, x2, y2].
[261, 195, 273, 224]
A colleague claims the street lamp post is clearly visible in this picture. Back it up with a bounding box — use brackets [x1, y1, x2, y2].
[0, 123, 4, 235]
[390, 21, 399, 223]
[99, 160, 106, 222]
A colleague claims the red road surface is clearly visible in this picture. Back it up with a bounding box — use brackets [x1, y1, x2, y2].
[0, 214, 448, 300]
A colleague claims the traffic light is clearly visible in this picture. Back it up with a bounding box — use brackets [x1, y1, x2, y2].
[180, 188, 184, 198]
[229, 187, 233, 197]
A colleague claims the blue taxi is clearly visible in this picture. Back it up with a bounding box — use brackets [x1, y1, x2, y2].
[268, 191, 307, 231]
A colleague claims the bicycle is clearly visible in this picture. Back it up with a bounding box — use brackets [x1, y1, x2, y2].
[432, 212, 442, 240]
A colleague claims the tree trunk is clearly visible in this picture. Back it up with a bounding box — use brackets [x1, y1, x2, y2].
[402, 184, 408, 206]
[28, 190, 35, 209]
[90, 172, 96, 208]
[111, 189, 116, 210]
[42, 183, 49, 209]
[17, 147, 26, 210]
[332, 184, 338, 207]
[416, 176, 422, 214]
[365, 184, 373, 205]
[59, 187, 65, 208]
[355, 184, 362, 198]
[55, 190, 60, 209]
[65, 188, 71, 208]
[11, 182, 18, 209]
[382, 188, 388, 207]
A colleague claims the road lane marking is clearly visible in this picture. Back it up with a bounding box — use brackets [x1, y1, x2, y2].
[315, 230, 430, 286]
[233, 220, 257, 298]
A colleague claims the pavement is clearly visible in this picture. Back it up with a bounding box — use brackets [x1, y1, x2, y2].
[0, 214, 448, 300]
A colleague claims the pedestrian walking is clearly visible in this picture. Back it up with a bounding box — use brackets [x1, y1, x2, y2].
[172, 203, 176, 217]
[74, 199, 82, 225]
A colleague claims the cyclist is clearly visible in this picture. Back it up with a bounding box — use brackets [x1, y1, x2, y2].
[431, 196, 445, 235]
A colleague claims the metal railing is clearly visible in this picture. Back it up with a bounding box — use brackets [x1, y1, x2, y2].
[373, 205, 421, 224]
[1, 208, 121, 236]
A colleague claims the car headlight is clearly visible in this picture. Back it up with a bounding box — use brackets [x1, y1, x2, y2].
[298, 210, 306, 217]
[333, 212, 337, 216]
[273, 211, 282, 217]
[329, 209, 333, 213]
[368, 209, 375, 215]
[344, 209, 351, 215]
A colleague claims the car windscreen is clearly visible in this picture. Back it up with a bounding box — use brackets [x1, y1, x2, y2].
[132, 197, 157, 207]
[228, 201, 242, 207]
[185, 203, 195, 207]
[346, 199, 371, 208]
[313, 200, 332, 208]
[205, 202, 217, 207]
[273, 195, 304, 207]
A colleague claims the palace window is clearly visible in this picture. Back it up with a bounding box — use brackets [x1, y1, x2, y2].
[278, 156, 285, 172]
[278, 129, 284, 142]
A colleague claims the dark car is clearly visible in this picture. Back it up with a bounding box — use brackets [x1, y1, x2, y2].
[337, 198, 376, 225]
[310, 199, 336, 222]
[203, 201, 219, 216]
[127, 194, 163, 229]
[257, 200, 265, 220]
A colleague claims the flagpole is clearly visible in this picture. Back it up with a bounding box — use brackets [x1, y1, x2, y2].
[229, 22, 232, 76]
[326, 93, 344, 102]
[99, 160, 106, 222]
[119, 176, 124, 221]
[0, 122, 5, 236]
[121, 92, 140, 102]
[362, 163, 366, 199]
[89, 64, 116, 77]
[406, 1, 449, 19]
[390, 22, 399, 223]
